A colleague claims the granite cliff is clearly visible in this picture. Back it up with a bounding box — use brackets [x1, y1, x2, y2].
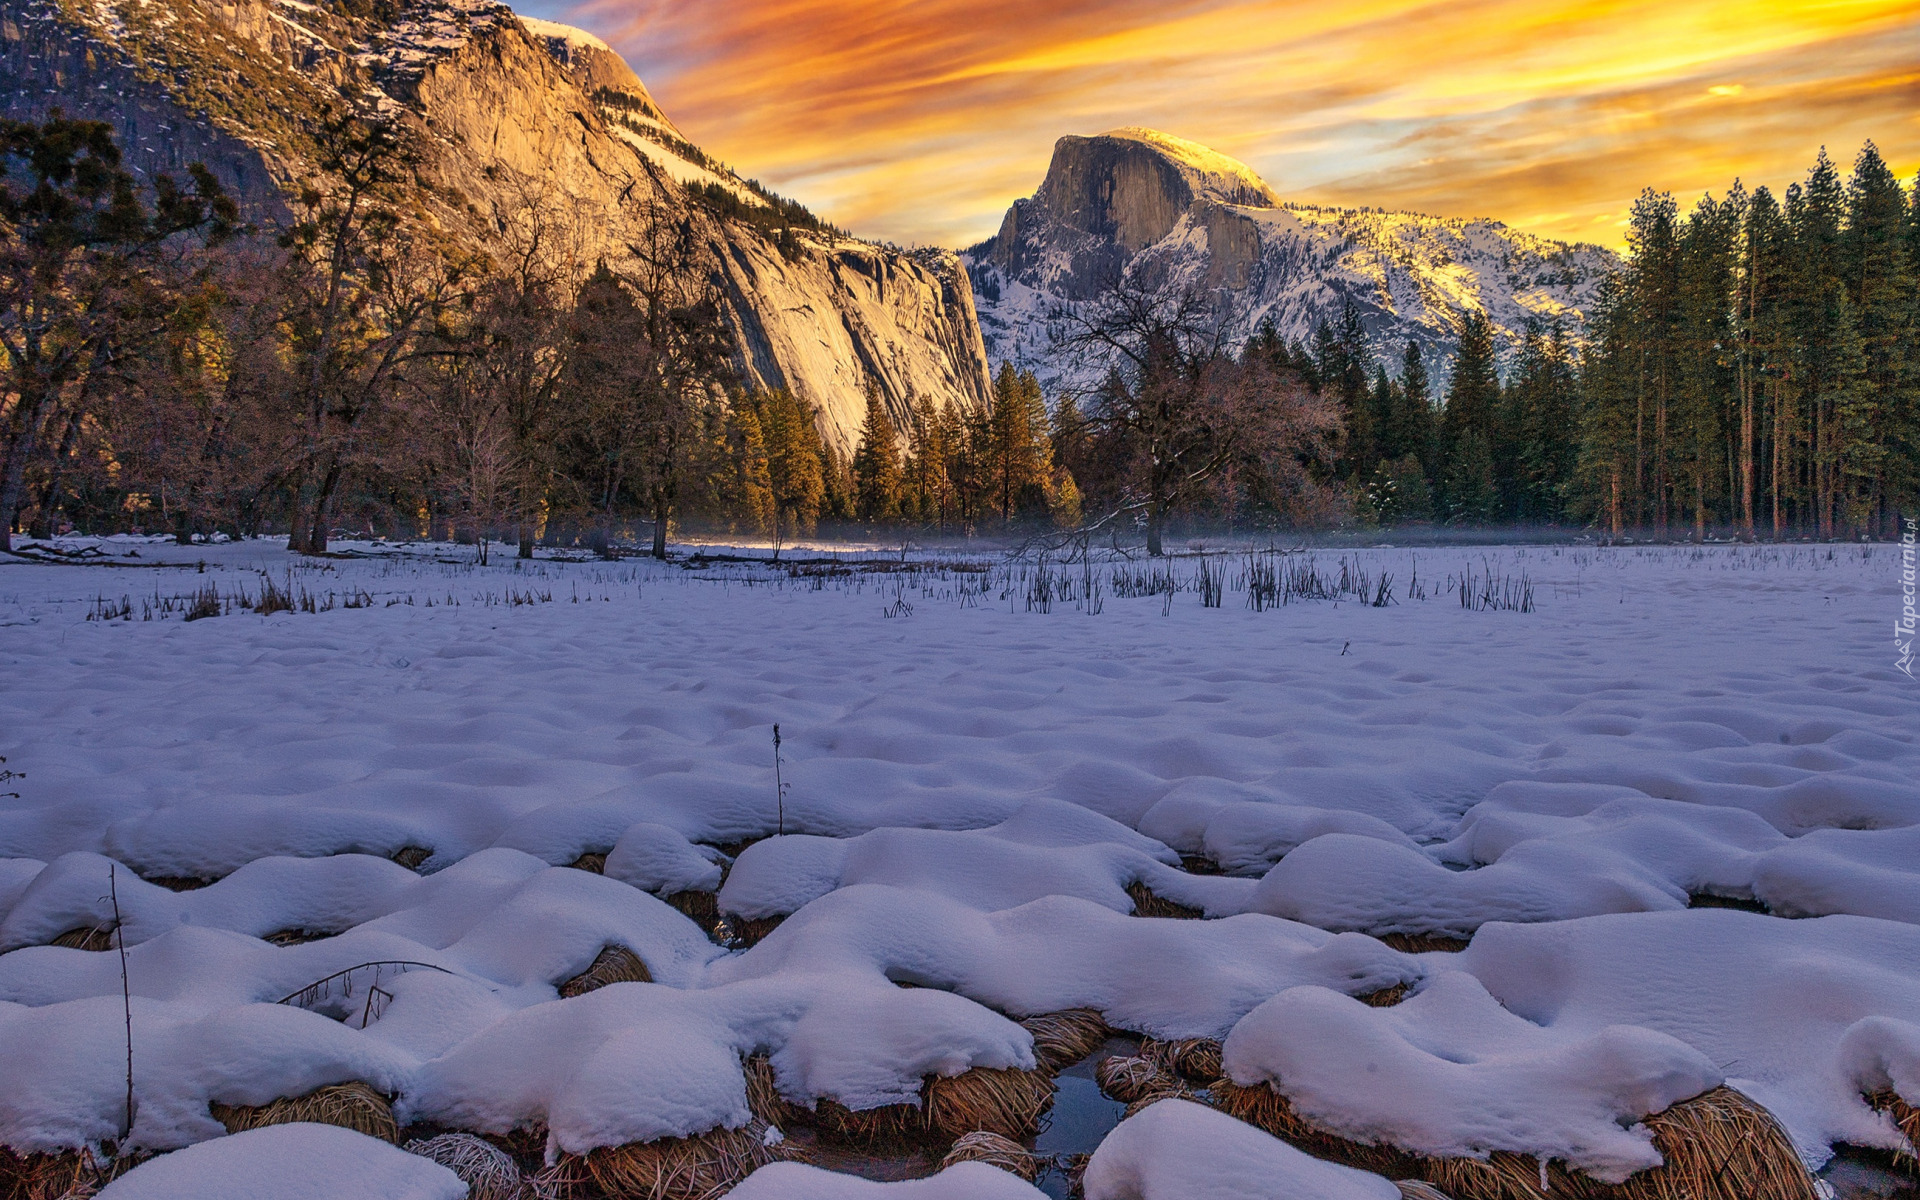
[0, 0, 992, 451]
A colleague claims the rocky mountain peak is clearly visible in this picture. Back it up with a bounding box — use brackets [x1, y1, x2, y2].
[967, 128, 1616, 391]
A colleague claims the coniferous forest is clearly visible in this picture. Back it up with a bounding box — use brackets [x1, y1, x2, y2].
[2, 114, 1915, 556]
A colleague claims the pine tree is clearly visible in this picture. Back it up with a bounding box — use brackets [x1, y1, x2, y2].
[726, 399, 774, 536]
[757, 389, 825, 542]
[1441, 310, 1499, 518]
[1842, 143, 1917, 532]
[1626, 187, 1682, 536]
[1393, 340, 1438, 484]
[1445, 430, 1497, 524]
[986, 363, 1052, 523]
[852, 384, 902, 522]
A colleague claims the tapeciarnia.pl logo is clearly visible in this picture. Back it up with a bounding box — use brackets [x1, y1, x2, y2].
[1900, 516, 1917, 677]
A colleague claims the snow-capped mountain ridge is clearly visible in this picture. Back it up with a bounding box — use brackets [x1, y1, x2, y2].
[966, 129, 1618, 391]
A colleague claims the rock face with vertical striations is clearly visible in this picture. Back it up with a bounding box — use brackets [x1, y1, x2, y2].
[965, 128, 1618, 391]
[0, 0, 990, 450]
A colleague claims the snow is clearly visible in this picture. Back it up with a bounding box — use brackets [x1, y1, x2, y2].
[0, 536, 1915, 1187]
[1082, 1099, 1400, 1200]
[1223, 972, 1721, 1180]
[730, 1161, 1048, 1199]
[1097, 128, 1281, 207]
[95, 1123, 466, 1200]
[514, 14, 608, 55]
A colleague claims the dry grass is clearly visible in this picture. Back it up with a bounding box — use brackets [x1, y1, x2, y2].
[141, 876, 213, 892]
[558, 945, 652, 998]
[1361, 983, 1411, 1007]
[743, 1056, 805, 1129]
[1623, 1086, 1818, 1200]
[263, 928, 333, 946]
[1867, 1090, 1918, 1167]
[1140, 1037, 1222, 1083]
[404, 1133, 533, 1200]
[0, 1147, 135, 1200]
[1396, 1183, 1455, 1200]
[664, 891, 719, 928]
[811, 1066, 1055, 1147]
[1211, 1081, 1817, 1200]
[568, 853, 608, 874]
[939, 1131, 1038, 1181]
[1096, 1056, 1180, 1105]
[392, 846, 433, 870]
[1125, 882, 1204, 920]
[724, 915, 786, 949]
[1122, 1090, 1200, 1122]
[211, 1080, 399, 1143]
[1210, 1079, 1415, 1177]
[49, 927, 114, 952]
[578, 1120, 785, 1200]
[1378, 933, 1471, 954]
[1020, 1009, 1110, 1071]
[924, 1066, 1054, 1142]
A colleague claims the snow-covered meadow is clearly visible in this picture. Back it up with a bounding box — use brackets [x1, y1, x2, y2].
[0, 537, 1916, 1199]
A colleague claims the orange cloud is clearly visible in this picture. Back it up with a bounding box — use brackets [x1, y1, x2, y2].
[530, 0, 1920, 248]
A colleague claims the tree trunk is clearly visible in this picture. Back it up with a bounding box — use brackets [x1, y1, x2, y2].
[519, 523, 534, 560]
[28, 410, 83, 540]
[651, 487, 671, 560]
[1740, 374, 1754, 541]
[0, 387, 59, 554]
[306, 460, 342, 554]
[1146, 499, 1165, 556]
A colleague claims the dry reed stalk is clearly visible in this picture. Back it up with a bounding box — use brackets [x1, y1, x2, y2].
[211, 1080, 399, 1143]
[743, 1056, 806, 1129]
[1378, 933, 1471, 954]
[1868, 1090, 1918, 1167]
[925, 1066, 1055, 1141]
[725, 915, 786, 949]
[1124, 883, 1204, 920]
[263, 928, 333, 946]
[392, 847, 433, 870]
[1139, 1038, 1223, 1083]
[558, 946, 651, 998]
[568, 1121, 787, 1198]
[1122, 1090, 1199, 1122]
[1208, 1079, 1418, 1177]
[1095, 1056, 1178, 1105]
[578, 1120, 784, 1200]
[404, 1133, 532, 1200]
[49, 927, 114, 952]
[1019, 1010, 1110, 1071]
[664, 891, 718, 928]
[1211, 1080, 1816, 1200]
[810, 1065, 1054, 1147]
[939, 1131, 1039, 1181]
[1396, 1182, 1455, 1200]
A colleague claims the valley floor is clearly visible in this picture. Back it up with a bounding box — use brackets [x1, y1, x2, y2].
[0, 537, 1915, 1199]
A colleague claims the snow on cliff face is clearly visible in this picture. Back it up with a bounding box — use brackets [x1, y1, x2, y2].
[964, 130, 1617, 391]
[0, 0, 991, 452]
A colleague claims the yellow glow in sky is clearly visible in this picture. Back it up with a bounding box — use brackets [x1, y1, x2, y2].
[524, 0, 1920, 248]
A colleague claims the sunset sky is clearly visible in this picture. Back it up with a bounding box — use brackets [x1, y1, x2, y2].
[517, 0, 1920, 250]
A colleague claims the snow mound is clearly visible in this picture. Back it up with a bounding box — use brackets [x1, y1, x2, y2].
[95, 1123, 466, 1200]
[1222, 973, 1721, 1181]
[1454, 909, 1920, 1165]
[1083, 1098, 1399, 1199]
[730, 1160, 1048, 1198]
[716, 800, 1249, 920]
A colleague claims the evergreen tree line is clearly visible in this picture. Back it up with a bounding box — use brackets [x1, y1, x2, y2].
[1275, 141, 1919, 539]
[7, 114, 1912, 556]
